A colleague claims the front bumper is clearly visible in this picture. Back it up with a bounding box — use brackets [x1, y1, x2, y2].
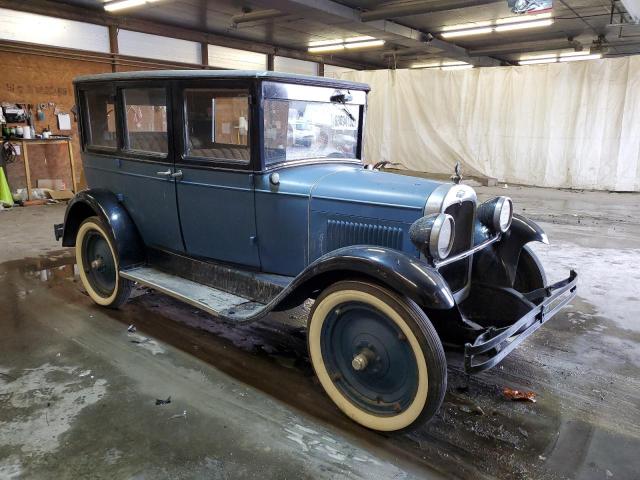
[464, 270, 578, 374]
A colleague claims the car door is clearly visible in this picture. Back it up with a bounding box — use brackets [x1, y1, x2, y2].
[174, 82, 260, 267]
[79, 83, 183, 252]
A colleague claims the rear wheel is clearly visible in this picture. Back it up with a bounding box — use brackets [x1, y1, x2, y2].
[76, 216, 132, 309]
[308, 281, 447, 432]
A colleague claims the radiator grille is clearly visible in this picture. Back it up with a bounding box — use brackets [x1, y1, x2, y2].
[440, 200, 475, 292]
[326, 219, 403, 252]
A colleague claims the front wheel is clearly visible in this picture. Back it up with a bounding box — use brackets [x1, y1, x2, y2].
[308, 281, 447, 432]
[76, 216, 132, 309]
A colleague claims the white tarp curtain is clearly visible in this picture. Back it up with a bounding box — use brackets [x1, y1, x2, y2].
[339, 57, 640, 191]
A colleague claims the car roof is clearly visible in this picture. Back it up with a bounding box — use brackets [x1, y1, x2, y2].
[73, 69, 370, 91]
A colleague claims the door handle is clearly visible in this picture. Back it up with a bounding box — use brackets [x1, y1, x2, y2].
[171, 170, 183, 180]
[156, 169, 172, 177]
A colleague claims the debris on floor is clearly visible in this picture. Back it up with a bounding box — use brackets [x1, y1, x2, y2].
[169, 410, 187, 420]
[155, 396, 171, 406]
[503, 387, 537, 403]
[127, 324, 136, 333]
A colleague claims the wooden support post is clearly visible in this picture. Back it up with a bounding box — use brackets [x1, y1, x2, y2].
[67, 139, 78, 193]
[318, 62, 324, 77]
[21, 140, 32, 201]
[108, 25, 118, 73]
[267, 53, 274, 71]
[201, 42, 209, 69]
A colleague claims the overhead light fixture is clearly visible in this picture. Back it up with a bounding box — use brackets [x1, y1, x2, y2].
[441, 64, 474, 71]
[104, 0, 159, 12]
[494, 19, 554, 32]
[559, 53, 602, 62]
[495, 11, 553, 24]
[411, 61, 473, 70]
[308, 44, 345, 53]
[344, 39, 385, 49]
[440, 11, 554, 38]
[345, 36, 375, 43]
[518, 50, 603, 65]
[441, 27, 493, 38]
[308, 37, 384, 53]
[442, 21, 492, 31]
[519, 57, 557, 65]
[308, 39, 343, 47]
[559, 50, 590, 57]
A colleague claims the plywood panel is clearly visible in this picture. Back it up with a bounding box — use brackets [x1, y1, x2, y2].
[0, 51, 110, 193]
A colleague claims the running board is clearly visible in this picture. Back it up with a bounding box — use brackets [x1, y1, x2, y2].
[120, 266, 266, 322]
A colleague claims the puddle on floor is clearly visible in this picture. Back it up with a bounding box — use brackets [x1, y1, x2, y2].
[2, 250, 640, 479]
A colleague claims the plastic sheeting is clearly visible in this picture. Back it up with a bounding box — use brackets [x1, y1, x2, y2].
[339, 57, 640, 191]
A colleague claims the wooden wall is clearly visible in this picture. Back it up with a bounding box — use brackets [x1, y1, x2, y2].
[1, 51, 110, 193]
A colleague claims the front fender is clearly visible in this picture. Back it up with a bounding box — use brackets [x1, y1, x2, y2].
[280, 245, 455, 311]
[61, 189, 145, 268]
[472, 214, 548, 287]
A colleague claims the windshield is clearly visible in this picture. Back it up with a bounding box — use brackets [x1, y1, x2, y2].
[263, 99, 361, 167]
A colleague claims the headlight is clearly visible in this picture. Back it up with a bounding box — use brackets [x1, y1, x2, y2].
[409, 213, 456, 260]
[478, 196, 513, 233]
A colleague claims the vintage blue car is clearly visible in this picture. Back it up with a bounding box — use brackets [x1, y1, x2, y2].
[55, 71, 576, 432]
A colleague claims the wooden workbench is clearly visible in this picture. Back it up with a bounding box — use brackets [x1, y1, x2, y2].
[11, 137, 77, 201]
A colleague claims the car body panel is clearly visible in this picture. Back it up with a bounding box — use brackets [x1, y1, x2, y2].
[177, 168, 260, 267]
[83, 153, 184, 252]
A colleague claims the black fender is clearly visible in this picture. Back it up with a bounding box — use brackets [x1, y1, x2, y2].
[472, 214, 548, 288]
[61, 189, 145, 268]
[275, 245, 456, 311]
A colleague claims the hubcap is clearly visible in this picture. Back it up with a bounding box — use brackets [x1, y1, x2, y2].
[320, 301, 419, 416]
[82, 230, 116, 297]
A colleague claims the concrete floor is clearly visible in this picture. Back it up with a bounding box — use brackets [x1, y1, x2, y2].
[1, 185, 639, 479]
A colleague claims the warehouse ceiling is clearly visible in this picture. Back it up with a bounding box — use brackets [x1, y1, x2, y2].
[41, 0, 640, 67]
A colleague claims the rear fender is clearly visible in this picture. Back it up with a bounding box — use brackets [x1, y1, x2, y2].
[278, 246, 455, 311]
[472, 214, 548, 288]
[61, 189, 145, 268]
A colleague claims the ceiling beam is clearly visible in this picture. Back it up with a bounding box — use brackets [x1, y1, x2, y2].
[249, 0, 501, 66]
[0, 0, 375, 69]
[360, 0, 500, 22]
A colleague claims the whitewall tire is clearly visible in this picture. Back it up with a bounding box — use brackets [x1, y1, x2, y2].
[308, 281, 447, 432]
[76, 216, 132, 309]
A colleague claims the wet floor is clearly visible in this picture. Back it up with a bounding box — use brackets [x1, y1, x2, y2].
[1, 192, 640, 479]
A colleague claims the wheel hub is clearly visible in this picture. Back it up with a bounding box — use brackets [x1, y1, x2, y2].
[320, 301, 419, 416]
[351, 348, 376, 371]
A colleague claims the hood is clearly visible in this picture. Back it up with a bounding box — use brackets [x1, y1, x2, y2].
[310, 167, 443, 223]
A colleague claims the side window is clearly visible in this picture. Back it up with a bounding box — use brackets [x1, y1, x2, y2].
[122, 88, 168, 155]
[184, 89, 249, 163]
[83, 88, 117, 149]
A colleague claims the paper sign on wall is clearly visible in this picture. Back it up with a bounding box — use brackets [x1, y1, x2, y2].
[57, 113, 71, 131]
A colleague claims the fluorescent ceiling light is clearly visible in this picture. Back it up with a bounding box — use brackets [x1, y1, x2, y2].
[442, 21, 492, 31]
[496, 11, 552, 24]
[410, 62, 441, 69]
[345, 36, 375, 43]
[559, 53, 602, 62]
[559, 50, 590, 57]
[104, 0, 157, 12]
[519, 57, 558, 65]
[441, 64, 474, 71]
[308, 44, 345, 53]
[308, 39, 343, 47]
[441, 27, 493, 38]
[495, 19, 554, 31]
[520, 53, 558, 60]
[411, 61, 473, 70]
[344, 39, 385, 49]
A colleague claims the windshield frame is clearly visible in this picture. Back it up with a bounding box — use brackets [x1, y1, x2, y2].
[259, 81, 367, 172]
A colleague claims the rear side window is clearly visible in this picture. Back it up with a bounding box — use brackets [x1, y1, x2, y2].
[123, 88, 168, 155]
[83, 88, 117, 149]
[184, 89, 249, 163]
